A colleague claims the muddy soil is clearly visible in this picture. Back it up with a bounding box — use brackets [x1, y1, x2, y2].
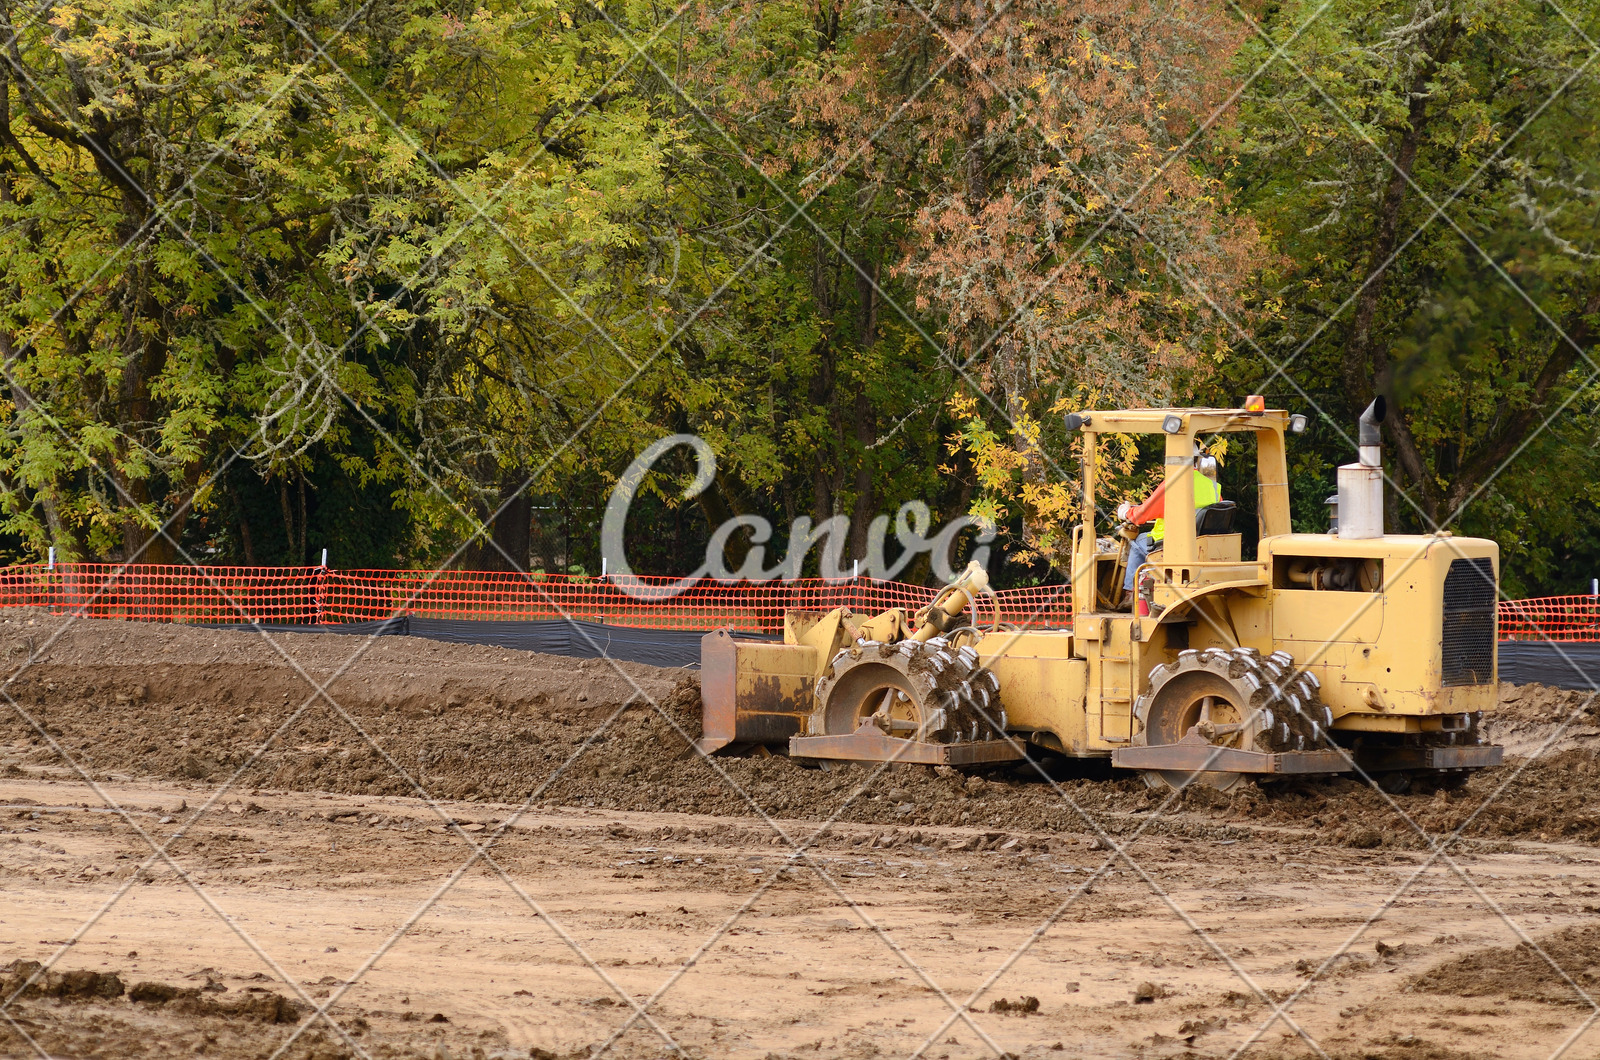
[1, 609, 1598, 850]
[6, 776, 1600, 1060]
[1408, 925, 1600, 1005]
[2, 610, 1600, 1059]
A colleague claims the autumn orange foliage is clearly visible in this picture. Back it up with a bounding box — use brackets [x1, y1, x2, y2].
[689, 0, 1271, 571]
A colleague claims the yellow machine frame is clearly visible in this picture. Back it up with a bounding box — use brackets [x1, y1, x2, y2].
[700, 403, 1502, 783]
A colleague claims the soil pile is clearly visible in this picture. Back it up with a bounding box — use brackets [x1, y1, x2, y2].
[1492, 682, 1600, 757]
[1408, 925, 1600, 1005]
[1, 610, 1597, 846]
[0, 960, 484, 1059]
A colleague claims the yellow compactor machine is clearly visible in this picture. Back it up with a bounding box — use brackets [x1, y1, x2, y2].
[699, 400, 1503, 790]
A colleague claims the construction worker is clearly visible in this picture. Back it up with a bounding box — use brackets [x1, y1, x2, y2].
[1116, 450, 1221, 609]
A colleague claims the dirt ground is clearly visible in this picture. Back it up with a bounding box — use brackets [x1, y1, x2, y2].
[3, 609, 1600, 1060]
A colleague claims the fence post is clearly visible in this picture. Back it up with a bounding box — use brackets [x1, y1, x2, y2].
[314, 558, 328, 625]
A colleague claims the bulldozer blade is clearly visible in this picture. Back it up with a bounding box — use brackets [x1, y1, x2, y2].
[1113, 733, 1348, 775]
[789, 722, 1026, 766]
[698, 629, 817, 755]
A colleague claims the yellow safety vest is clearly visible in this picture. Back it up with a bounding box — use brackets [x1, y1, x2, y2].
[1151, 471, 1221, 544]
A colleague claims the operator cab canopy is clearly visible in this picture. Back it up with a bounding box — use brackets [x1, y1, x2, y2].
[1062, 405, 1294, 541]
[1063, 403, 1296, 608]
[1063, 406, 1293, 436]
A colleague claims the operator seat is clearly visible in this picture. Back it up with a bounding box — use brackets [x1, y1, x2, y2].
[1196, 500, 1237, 536]
[1142, 500, 1242, 575]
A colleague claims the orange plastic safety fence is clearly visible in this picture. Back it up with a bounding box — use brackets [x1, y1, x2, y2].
[320, 570, 1077, 632]
[0, 563, 1584, 640]
[323, 569, 944, 632]
[0, 564, 326, 624]
[1498, 596, 1600, 642]
[0, 563, 1076, 633]
[990, 585, 1076, 630]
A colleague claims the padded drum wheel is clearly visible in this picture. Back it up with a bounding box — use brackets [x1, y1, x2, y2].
[1132, 647, 1332, 792]
[808, 638, 1004, 744]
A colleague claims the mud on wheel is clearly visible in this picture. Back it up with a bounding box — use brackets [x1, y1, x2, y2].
[1132, 647, 1334, 792]
[809, 636, 1004, 743]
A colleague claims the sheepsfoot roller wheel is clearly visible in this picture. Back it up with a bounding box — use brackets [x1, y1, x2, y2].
[787, 637, 1025, 767]
[1115, 648, 1347, 793]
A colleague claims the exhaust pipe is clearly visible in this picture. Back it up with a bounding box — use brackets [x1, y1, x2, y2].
[1337, 397, 1386, 539]
[1357, 396, 1385, 466]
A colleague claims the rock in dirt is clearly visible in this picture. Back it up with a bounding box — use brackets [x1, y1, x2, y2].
[129, 981, 188, 1004]
[989, 995, 1040, 1014]
[1177, 1015, 1226, 1036]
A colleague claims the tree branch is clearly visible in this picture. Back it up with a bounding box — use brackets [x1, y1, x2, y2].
[1444, 287, 1600, 514]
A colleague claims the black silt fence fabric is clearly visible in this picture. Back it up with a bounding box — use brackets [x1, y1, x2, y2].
[1497, 641, 1600, 691]
[404, 618, 725, 668]
[209, 623, 1600, 685]
[208, 616, 773, 668]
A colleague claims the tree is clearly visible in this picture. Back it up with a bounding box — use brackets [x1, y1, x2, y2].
[443, 0, 1273, 583]
[718, 0, 1270, 570]
[1231, 0, 1600, 591]
[0, 0, 679, 566]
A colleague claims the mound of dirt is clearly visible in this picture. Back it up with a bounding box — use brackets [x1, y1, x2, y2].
[1408, 925, 1600, 1004]
[0, 961, 451, 1059]
[1, 609, 1597, 844]
[1492, 683, 1600, 757]
[0, 609, 1146, 832]
[0, 961, 124, 1000]
[2, 960, 300, 1023]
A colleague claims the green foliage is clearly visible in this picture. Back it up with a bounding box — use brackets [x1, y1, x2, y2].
[0, 0, 682, 567]
[0, 0, 1596, 596]
[1230, 0, 1600, 593]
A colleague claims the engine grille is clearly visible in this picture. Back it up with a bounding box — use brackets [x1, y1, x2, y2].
[1442, 557, 1496, 686]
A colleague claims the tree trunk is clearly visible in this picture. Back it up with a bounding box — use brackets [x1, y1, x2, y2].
[1342, 18, 1459, 518]
[848, 257, 880, 564]
[809, 335, 838, 531]
[533, 512, 558, 574]
[849, 388, 876, 566]
[116, 469, 179, 564]
[481, 473, 532, 572]
[964, 94, 987, 207]
[280, 479, 296, 564]
[239, 508, 257, 565]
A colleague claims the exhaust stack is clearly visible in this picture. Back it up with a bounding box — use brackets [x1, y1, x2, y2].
[1336, 397, 1386, 539]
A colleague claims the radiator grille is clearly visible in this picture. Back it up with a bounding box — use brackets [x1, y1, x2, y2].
[1442, 557, 1496, 686]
